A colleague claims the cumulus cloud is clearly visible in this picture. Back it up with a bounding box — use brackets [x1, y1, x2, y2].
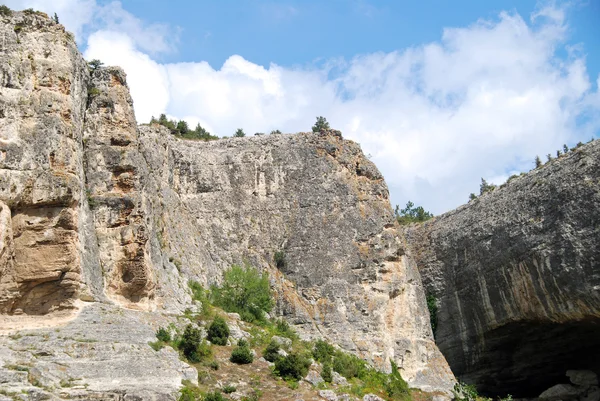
[7, 0, 599, 213]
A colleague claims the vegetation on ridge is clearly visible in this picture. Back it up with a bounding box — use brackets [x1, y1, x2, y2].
[394, 201, 433, 225]
[152, 263, 414, 401]
[469, 137, 597, 202]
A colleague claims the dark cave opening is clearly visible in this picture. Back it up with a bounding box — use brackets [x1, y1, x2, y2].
[460, 319, 600, 398]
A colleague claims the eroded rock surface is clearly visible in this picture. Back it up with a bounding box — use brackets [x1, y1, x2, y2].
[0, 10, 90, 314]
[0, 9, 454, 398]
[406, 140, 600, 396]
[136, 125, 453, 392]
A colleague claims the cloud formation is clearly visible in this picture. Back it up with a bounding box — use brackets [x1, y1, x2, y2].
[8, 1, 600, 213]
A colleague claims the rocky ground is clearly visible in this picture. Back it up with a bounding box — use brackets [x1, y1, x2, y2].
[0, 300, 446, 401]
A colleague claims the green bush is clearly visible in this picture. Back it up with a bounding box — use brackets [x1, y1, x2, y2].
[313, 339, 335, 363]
[453, 381, 479, 401]
[210, 265, 274, 323]
[0, 5, 12, 16]
[386, 360, 410, 398]
[148, 340, 164, 351]
[273, 319, 298, 340]
[189, 280, 212, 319]
[426, 294, 438, 335]
[274, 251, 286, 269]
[179, 324, 212, 363]
[178, 382, 202, 401]
[222, 384, 236, 394]
[333, 351, 366, 379]
[321, 362, 333, 383]
[156, 327, 171, 342]
[203, 391, 225, 401]
[237, 338, 248, 347]
[208, 360, 219, 370]
[230, 344, 253, 364]
[263, 340, 281, 362]
[274, 352, 311, 380]
[234, 128, 245, 137]
[207, 316, 229, 346]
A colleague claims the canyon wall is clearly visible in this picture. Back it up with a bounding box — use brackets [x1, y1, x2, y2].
[0, 10, 454, 397]
[406, 141, 600, 396]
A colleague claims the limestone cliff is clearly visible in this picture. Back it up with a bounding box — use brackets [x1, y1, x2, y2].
[406, 141, 600, 396]
[0, 10, 454, 399]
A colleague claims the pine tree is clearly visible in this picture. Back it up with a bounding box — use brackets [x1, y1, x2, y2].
[535, 155, 542, 168]
[546, 154, 552, 162]
[563, 144, 569, 154]
[480, 178, 496, 195]
[234, 128, 245, 137]
[312, 116, 330, 132]
[53, 13, 59, 23]
[176, 120, 189, 135]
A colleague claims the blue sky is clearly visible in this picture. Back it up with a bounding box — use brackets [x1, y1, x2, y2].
[8, 0, 600, 214]
[124, 0, 600, 78]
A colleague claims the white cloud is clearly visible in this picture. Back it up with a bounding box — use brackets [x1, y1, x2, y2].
[8, 1, 600, 213]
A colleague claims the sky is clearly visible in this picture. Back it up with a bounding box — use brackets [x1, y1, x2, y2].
[7, 0, 600, 214]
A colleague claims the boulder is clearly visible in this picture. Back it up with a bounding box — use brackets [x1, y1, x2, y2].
[539, 384, 582, 400]
[567, 370, 598, 387]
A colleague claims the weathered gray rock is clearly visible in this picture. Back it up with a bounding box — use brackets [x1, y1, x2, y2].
[0, 303, 193, 399]
[567, 370, 598, 387]
[406, 140, 600, 397]
[319, 389, 338, 401]
[583, 386, 600, 401]
[332, 371, 348, 386]
[539, 383, 581, 400]
[305, 369, 324, 386]
[136, 124, 454, 392]
[363, 394, 386, 401]
[0, 7, 454, 398]
[271, 335, 292, 349]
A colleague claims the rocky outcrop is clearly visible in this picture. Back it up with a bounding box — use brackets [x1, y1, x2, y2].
[406, 140, 600, 396]
[0, 9, 455, 398]
[136, 125, 453, 392]
[0, 10, 90, 314]
[83, 66, 155, 308]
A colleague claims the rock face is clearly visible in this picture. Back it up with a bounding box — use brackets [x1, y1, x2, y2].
[0, 10, 90, 314]
[136, 125, 453, 392]
[0, 10, 454, 398]
[406, 140, 600, 396]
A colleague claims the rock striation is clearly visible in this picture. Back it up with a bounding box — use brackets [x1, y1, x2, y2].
[0, 9, 454, 398]
[405, 140, 600, 396]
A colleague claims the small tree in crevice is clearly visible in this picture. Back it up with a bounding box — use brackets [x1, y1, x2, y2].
[87, 59, 104, 73]
[426, 294, 438, 336]
[312, 116, 330, 132]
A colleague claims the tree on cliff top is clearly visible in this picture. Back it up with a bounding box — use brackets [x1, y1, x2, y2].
[395, 201, 433, 225]
[234, 128, 245, 137]
[88, 59, 104, 72]
[312, 116, 330, 132]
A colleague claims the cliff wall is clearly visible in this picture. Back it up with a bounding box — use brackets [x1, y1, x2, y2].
[0, 10, 454, 398]
[406, 141, 600, 396]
